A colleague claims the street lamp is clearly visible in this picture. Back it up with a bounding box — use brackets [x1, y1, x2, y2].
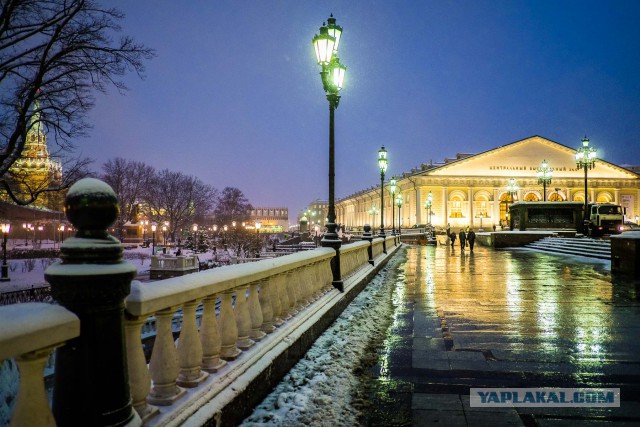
[313, 14, 347, 291]
[378, 146, 388, 252]
[389, 177, 397, 235]
[162, 225, 167, 246]
[424, 191, 433, 225]
[575, 136, 597, 222]
[141, 219, 148, 245]
[223, 224, 228, 250]
[151, 224, 157, 254]
[192, 224, 198, 253]
[255, 221, 261, 257]
[59, 224, 66, 243]
[537, 159, 553, 201]
[506, 178, 519, 227]
[1, 223, 11, 282]
[395, 193, 403, 235]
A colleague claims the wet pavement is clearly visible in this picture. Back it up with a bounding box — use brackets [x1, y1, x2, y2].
[363, 244, 640, 426]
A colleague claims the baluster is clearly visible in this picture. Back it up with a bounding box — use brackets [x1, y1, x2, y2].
[248, 282, 266, 341]
[293, 268, 308, 310]
[177, 299, 209, 387]
[259, 278, 275, 334]
[278, 273, 291, 321]
[12, 348, 56, 427]
[148, 307, 186, 405]
[270, 275, 284, 327]
[300, 266, 313, 306]
[219, 290, 241, 360]
[200, 294, 227, 372]
[235, 285, 255, 350]
[312, 262, 324, 297]
[125, 315, 158, 422]
[285, 270, 299, 317]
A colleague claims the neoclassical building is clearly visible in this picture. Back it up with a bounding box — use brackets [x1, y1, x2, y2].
[336, 136, 640, 230]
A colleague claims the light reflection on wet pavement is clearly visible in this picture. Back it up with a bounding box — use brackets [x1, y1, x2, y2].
[362, 244, 640, 426]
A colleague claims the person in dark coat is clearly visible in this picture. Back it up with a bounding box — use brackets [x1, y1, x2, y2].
[459, 229, 466, 250]
[467, 229, 476, 251]
[450, 231, 456, 248]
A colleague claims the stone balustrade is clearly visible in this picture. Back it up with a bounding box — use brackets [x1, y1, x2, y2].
[2, 178, 402, 426]
[0, 303, 79, 427]
[124, 247, 336, 425]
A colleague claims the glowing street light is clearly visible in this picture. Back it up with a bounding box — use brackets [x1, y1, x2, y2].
[395, 193, 403, 235]
[255, 221, 261, 257]
[575, 136, 597, 222]
[537, 159, 553, 201]
[1, 222, 11, 282]
[378, 146, 388, 253]
[424, 191, 433, 225]
[368, 206, 379, 227]
[313, 14, 347, 291]
[151, 224, 157, 254]
[389, 177, 397, 235]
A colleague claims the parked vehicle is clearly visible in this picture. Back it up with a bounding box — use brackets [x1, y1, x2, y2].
[586, 203, 624, 236]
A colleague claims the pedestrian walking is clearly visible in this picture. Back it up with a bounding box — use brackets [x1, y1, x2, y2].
[493, 224, 496, 232]
[459, 229, 466, 250]
[450, 231, 456, 248]
[467, 229, 476, 251]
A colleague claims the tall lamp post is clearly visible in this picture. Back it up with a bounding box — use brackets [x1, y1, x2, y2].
[575, 136, 597, 223]
[151, 224, 157, 254]
[389, 177, 397, 235]
[162, 225, 167, 246]
[506, 178, 519, 228]
[313, 14, 347, 291]
[1, 223, 11, 282]
[378, 146, 388, 253]
[192, 224, 198, 253]
[424, 191, 433, 225]
[537, 159, 553, 201]
[396, 193, 403, 235]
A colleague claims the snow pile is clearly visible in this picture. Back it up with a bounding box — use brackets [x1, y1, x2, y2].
[241, 253, 403, 426]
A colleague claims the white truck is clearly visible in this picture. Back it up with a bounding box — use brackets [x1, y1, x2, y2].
[587, 203, 624, 236]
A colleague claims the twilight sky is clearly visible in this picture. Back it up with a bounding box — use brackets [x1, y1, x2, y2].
[83, 1, 640, 223]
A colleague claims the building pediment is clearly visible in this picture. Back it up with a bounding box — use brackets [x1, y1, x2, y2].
[427, 136, 638, 180]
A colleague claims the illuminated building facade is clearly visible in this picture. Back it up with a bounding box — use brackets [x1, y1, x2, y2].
[249, 207, 289, 233]
[4, 101, 63, 211]
[336, 136, 640, 229]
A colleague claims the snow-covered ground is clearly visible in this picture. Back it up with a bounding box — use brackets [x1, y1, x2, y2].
[240, 253, 403, 426]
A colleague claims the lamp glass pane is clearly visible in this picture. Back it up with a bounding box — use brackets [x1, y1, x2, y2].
[313, 34, 335, 65]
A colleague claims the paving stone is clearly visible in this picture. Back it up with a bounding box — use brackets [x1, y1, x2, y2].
[412, 393, 463, 410]
[412, 410, 467, 426]
[465, 410, 524, 426]
[412, 354, 450, 370]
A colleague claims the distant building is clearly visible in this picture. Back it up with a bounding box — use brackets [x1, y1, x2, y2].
[249, 207, 289, 233]
[337, 135, 640, 229]
[2, 100, 63, 211]
[298, 199, 328, 228]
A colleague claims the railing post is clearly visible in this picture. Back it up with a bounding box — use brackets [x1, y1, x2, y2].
[45, 178, 140, 426]
[363, 224, 374, 265]
[200, 294, 227, 372]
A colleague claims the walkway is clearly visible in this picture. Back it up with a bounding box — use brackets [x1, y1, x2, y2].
[363, 244, 640, 426]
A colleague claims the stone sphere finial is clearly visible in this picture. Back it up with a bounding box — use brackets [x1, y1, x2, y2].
[363, 224, 371, 233]
[65, 178, 119, 237]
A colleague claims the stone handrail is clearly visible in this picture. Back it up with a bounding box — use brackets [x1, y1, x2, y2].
[339, 241, 370, 278]
[0, 303, 79, 427]
[124, 247, 336, 424]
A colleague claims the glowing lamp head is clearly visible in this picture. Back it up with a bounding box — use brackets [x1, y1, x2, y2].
[312, 24, 335, 65]
[151, 224, 157, 232]
[378, 146, 388, 173]
[326, 14, 342, 52]
[1, 223, 10, 233]
[193, 224, 198, 232]
[389, 177, 397, 195]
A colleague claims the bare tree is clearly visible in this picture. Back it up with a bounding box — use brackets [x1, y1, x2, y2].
[0, 0, 154, 205]
[142, 169, 217, 242]
[101, 158, 155, 240]
[213, 187, 253, 227]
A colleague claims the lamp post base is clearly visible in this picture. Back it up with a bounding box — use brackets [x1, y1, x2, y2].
[321, 233, 343, 292]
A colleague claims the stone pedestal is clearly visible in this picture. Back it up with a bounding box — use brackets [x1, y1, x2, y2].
[611, 231, 640, 277]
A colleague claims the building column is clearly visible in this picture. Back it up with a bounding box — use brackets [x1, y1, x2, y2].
[468, 187, 474, 227]
[493, 188, 499, 226]
[442, 187, 448, 227]
[415, 187, 422, 225]
[614, 189, 620, 205]
[590, 189, 596, 203]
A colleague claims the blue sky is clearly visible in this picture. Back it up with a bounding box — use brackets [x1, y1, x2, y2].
[84, 1, 640, 222]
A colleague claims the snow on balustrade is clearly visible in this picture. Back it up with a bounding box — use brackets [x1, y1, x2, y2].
[124, 247, 336, 425]
[0, 303, 79, 427]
